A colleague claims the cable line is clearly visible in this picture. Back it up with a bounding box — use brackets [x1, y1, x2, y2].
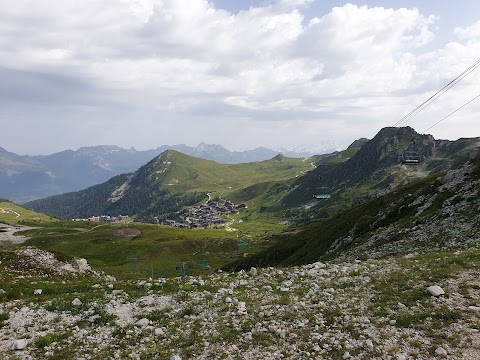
[393, 57, 480, 127]
[422, 93, 480, 133]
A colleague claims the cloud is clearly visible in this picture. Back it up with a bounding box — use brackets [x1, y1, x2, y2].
[454, 20, 480, 41]
[0, 1, 479, 155]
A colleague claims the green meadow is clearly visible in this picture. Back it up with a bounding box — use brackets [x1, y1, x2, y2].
[21, 221, 271, 279]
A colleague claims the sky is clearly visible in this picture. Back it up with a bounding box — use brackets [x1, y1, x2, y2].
[1, 0, 480, 155]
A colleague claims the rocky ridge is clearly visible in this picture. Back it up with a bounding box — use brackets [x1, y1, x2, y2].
[330, 162, 480, 261]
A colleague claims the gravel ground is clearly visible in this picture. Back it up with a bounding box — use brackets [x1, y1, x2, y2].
[0, 245, 479, 359]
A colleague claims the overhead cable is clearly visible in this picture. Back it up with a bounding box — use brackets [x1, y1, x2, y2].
[393, 57, 480, 127]
[422, 93, 480, 133]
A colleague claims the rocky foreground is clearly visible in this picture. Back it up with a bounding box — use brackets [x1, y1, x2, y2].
[0, 243, 479, 359]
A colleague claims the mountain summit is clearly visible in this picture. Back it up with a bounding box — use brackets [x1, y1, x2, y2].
[281, 126, 479, 213]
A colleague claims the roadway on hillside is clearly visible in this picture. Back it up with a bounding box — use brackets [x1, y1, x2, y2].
[0, 208, 21, 218]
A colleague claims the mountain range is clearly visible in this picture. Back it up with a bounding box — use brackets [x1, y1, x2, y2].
[25, 151, 312, 221]
[25, 127, 479, 224]
[0, 143, 327, 204]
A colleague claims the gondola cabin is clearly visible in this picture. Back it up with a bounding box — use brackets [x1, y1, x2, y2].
[401, 151, 420, 165]
[313, 193, 331, 200]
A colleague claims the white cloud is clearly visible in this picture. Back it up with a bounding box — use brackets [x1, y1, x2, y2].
[454, 20, 480, 41]
[0, 0, 479, 154]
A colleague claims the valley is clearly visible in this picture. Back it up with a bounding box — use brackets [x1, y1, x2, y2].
[0, 127, 479, 359]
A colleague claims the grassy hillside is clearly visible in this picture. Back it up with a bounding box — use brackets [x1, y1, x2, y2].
[144, 151, 311, 194]
[22, 221, 270, 279]
[26, 151, 312, 223]
[224, 153, 480, 271]
[0, 201, 56, 224]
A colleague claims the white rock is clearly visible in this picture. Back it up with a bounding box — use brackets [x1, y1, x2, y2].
[467, 306, 480, 313]
[427, 285, 445, 296]
[74, 258, 91, 273]
[154, 328, 165, 336]
[11, 339, 28, 350]
[170, 356, 181, 360]
[237, 302, 247, 315]
[71, 298, 82, 307]
[342, 351, 350, 359]
[396, 354, 407, 360]
[225, 297, 233, 304]
[365, 339, 374, 350]
[435, 347, 447, 357]
[33, 289, 42, 295]
[249, 267, 257, 276]
[135, 318, 150, 328]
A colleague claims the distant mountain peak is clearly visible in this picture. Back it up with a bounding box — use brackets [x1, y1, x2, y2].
[77, 145, 124, 154]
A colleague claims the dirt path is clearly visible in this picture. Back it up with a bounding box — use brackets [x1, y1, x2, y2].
[224, 215, 237, 232]
[0, 224, 39, 244]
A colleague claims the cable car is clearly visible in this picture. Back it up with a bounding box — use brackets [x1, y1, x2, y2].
[313, 193, 331, 200]
[401, 151, 420, 165]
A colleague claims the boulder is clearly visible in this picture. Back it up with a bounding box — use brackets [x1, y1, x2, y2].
[135, 318, 150, 328]
[11, 339, 27, 350]
[427, 285, 445, 297]
[435, 347, 447, 357]
[73, 258, 91, 273]
[71, 298, 82, 307]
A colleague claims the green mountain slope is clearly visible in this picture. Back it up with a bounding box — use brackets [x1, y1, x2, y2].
[25, 151, 312, 221]
[0, 200, 56, 224]
[281, 127, 479, 217]
[224, 153, 480, 271]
